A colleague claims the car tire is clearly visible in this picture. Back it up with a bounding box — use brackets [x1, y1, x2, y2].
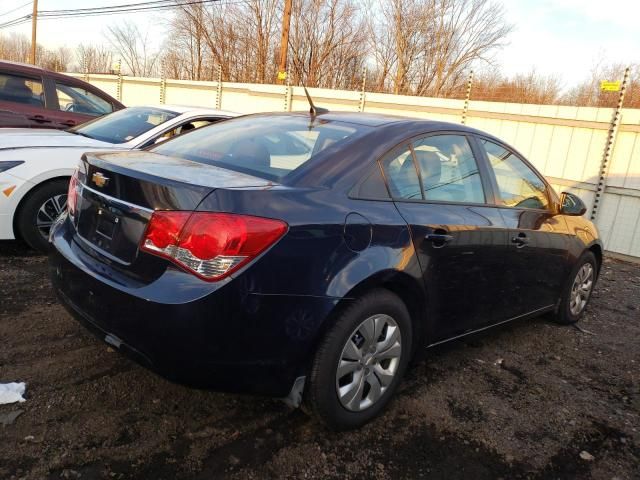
[554, 251, 598, 325]
[16, 179, 69, 253]
[303, 289, 412, 431]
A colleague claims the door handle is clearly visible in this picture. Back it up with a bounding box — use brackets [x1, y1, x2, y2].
[511, 232, 529, 248]
[62, 119, 77, 127]
[28, 115, 52, 123]
[425, 231, 453, 248]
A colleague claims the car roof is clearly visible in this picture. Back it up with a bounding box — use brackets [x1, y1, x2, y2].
[241, 110, 494, 137]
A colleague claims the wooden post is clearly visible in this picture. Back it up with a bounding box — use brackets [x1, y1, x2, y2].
[30, 0, 38, 65]
[277, 0, 293, 84]
[590, 67, 631, 221]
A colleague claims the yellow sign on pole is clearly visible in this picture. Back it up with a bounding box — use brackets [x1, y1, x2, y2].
[600, 81, 621, 92]
[277, 71, 287, 81]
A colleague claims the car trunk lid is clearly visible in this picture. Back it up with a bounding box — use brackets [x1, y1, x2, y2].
[73, 151, 274, 265]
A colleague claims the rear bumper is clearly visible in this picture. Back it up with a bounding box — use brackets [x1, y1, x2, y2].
[49, 217, 340, 397]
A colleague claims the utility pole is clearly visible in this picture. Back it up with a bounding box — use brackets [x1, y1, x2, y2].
[30, 0, 38, 65]
[277, 0, 293, 84]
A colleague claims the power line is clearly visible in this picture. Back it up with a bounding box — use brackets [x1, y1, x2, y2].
[0, 1, 32, 17]
[0, 0, 235, 30]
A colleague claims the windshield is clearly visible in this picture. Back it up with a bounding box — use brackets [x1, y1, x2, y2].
[70, 107, 179, 144]
[151, 115, 370, 181]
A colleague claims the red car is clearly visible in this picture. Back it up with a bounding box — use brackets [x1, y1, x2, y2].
[0, 60, 124, 129]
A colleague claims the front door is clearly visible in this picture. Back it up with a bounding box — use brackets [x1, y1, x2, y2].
[0, 71, 51, 128]
[476, 137, 570, 319]
[381, 133, 509, 342]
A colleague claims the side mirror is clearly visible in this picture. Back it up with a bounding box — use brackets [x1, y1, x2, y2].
[560, 192, 587, 216]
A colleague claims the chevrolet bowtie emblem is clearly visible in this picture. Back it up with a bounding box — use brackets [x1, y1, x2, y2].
[92, 172, 109, 188]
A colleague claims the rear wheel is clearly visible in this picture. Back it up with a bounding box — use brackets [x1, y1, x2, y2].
[304, 289, 412, 430]
[554, 251, 597, 324]
[16, 179, 68, 253]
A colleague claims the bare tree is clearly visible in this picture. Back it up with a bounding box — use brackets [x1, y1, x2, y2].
[105, 21, 159, 76]
[76, 44, 113, 73]
[366, 0, 512, 96]
[563, 62, 639, 108]
[289, 0, 367, 89]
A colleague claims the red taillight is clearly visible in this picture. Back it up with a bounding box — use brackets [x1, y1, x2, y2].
[67, 170, 79, 216]
[140, 211, 288, 281]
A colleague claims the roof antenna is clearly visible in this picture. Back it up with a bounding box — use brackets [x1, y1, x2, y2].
[286, 39, 328, 117]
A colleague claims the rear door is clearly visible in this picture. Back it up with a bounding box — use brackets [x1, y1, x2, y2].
[0, 71, 51, 128]
[381, 133, 509, 342]
[475, 136, 570, 318]
[44, 79, 116, 129]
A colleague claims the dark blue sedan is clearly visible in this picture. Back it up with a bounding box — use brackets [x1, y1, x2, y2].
[49, 112, 603, 430]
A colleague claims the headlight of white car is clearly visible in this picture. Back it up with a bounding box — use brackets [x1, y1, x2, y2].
[0, 161, 25, 173]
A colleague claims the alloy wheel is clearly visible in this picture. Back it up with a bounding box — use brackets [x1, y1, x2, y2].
[36, 194, 67, 240]
[335, 314, 402, 412]
[569, 263, 594, 316]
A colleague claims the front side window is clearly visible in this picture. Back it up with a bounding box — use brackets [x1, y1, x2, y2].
[0, 73, 44, 107]
[152, 115, 369, 181]
[380, 146, 422, 200]
[481, 139, 549, 210]
[411, 134, 485, 203]
[55, 82, 113, 116]
[69, 107, 179, 144]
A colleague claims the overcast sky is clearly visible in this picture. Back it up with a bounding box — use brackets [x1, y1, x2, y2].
[1, 0, 638, 86]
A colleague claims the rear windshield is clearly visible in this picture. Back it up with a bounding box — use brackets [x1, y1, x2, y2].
[70, 106, 178, 144]
[151, 115, 370, 181]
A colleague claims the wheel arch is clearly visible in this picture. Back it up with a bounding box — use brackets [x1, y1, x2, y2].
[587, 242, 603, 278]
[314, 270, 427, 362]
[12, 175, 71, 239]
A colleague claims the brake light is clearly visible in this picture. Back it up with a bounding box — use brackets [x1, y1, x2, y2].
[140, 211, 288, 281]
[67, 169, 79, 216]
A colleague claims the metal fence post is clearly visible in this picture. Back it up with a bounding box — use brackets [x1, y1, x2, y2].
[116, 59, 123, 102]
[216, 65, 223, 110]
[461, 71, 473, 125]
[83, 58, 89, 83]
[590, 66, 631, 221]
[358, 67, 367, 112]
[284, 73, 292, 112]
[159, 60, 167, 105]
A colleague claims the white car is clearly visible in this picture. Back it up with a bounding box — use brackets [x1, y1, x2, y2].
[0, 105, 237, 251]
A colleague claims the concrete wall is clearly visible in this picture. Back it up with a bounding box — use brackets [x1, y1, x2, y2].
[72, 74, 640, 259]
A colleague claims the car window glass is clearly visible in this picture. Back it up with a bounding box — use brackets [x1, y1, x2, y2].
[412, 135, 485, 203]
[69, 107, 179, 144]
[0, 73, 44, 107]
[381, 146, 422, 200]
[55, 82, 113, 116]
[351, 164, 390, 200]
[481, 139, 549, 210]
[152, 116, 369, 182]
[152, 118, 221, 145]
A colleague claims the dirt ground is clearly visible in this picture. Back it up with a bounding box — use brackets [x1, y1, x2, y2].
[1, 240, 638, 480]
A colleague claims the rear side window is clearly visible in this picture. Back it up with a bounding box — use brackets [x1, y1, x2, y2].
[411, 135, 485, 203]
[152, 115, 370, 181]
[381, 146, 422, 200]
[55, 82, 113, 116]
[0, 73, 44, 107]
[481, 139, 549, 210]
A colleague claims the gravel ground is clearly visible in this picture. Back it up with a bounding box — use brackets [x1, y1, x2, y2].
[1, 240, 639, 480]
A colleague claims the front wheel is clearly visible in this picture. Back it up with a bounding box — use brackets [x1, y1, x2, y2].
[16, 179, 69, 253]
[304, 289, 412, 431]
[554, 251, 598, 324]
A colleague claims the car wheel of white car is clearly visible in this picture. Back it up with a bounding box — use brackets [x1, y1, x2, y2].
[16, 179, 69, 253]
